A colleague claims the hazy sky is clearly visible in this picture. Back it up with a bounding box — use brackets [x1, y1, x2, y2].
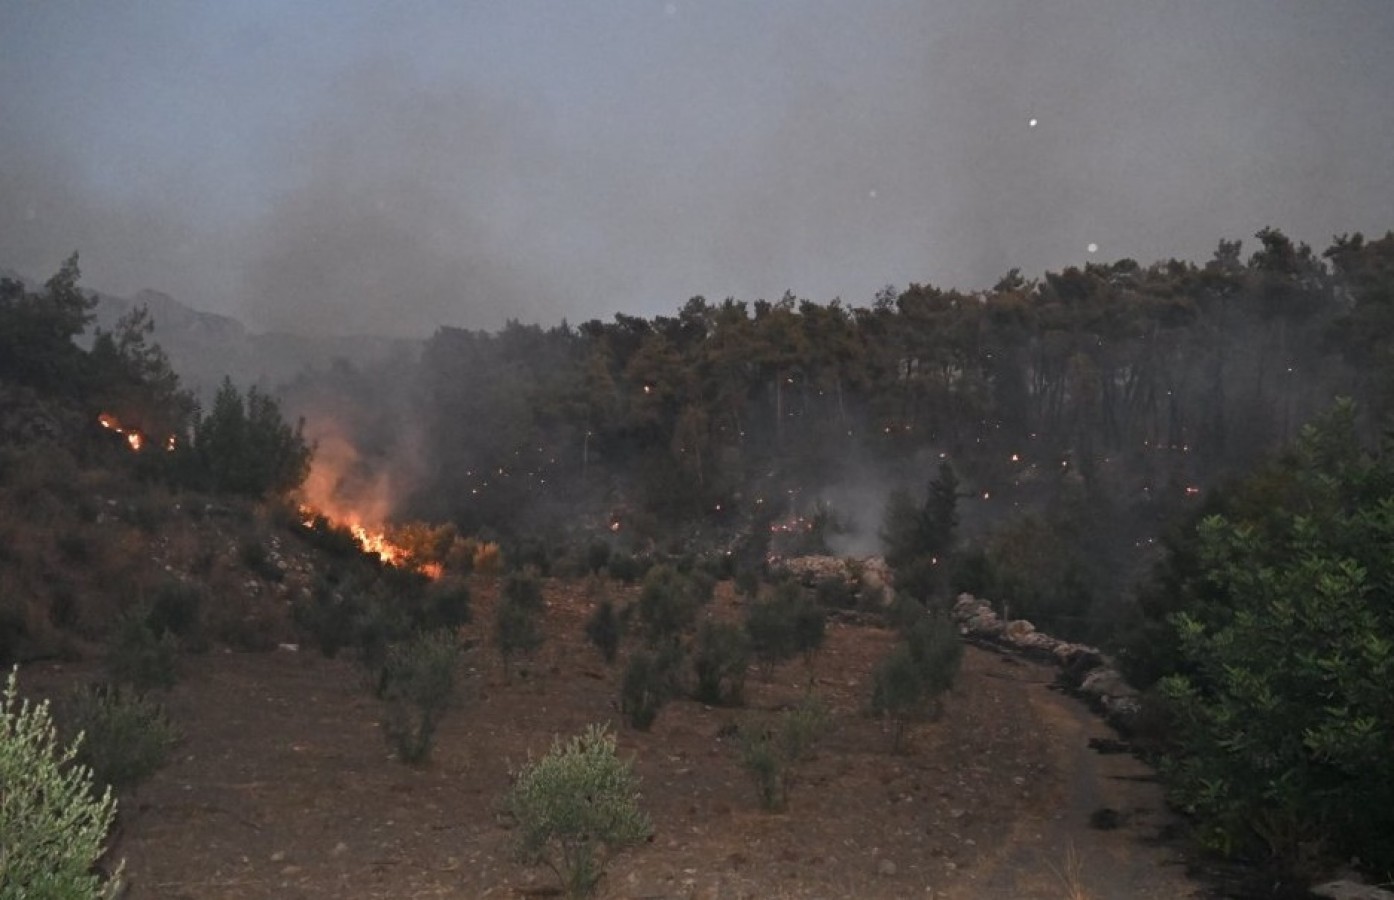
[3, 2, 1392, 337]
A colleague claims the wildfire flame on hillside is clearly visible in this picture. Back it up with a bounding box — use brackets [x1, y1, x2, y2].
[98, 412, 173, 453]
[296, 420, 441, 578]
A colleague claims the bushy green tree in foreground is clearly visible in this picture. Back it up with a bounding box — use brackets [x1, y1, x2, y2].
[0, 668, 122, 897]
[506, 724, 651, 898]
[1154, 401, 1394, 879]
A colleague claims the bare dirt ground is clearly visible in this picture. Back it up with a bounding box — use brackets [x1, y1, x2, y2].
[29, 579, 1208, 899]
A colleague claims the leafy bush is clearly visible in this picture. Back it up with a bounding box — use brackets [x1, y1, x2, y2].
[379, 629, 461, 764]
[903, 613, 963, 714]
[420, 577, 471, 632]
[506, 723, 651, 899]
[1142, 403, 1394, 878]
[292, 575, 357, 658]
[604, 551, 646, 584]
[619, 650, 670, 730]
[584, 599, 621, 664]
[633, 565, 710, 643]
[0, 668, 122, 897]
[745, 582, 825, 672]
[691, 621, 750, 706]
[880, 461, 959, 603]
[584, 540, 611, 575]
[147, 580, 205, 643]
[502, 568, 545, 612]
[738, 694, 829, 811]
[106, 607, 178, 692]
[495, 590, 544, 681]
[870, 645, 926, 753]
[871, 613, 962, 751]
[58, 683, 179, 794]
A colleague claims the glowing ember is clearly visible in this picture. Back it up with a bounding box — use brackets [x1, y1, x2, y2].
[98, 412, 174, 454]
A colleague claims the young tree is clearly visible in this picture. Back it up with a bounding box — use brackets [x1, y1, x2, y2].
[506, 724, 651, 898]
[0, 669, 122, 897]
[1152, 402, 1394, 878]
[0, 253, 95, 393]
[745, 581, 824, 674]
[379, 629, 462, 764]
[190, 378, 311, 496]
[881, 462, 960, 603]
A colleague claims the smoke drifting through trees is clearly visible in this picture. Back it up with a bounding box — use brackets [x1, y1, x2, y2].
[4, 4, 1393, 339]
[280, 230, 1394, 623]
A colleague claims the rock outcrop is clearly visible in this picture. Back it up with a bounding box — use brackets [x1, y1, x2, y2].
[779, 555, 892, 604]
[951, 593, 1140, 728]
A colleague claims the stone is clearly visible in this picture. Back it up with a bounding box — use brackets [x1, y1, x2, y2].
[877, 859, 898, 877]
[1080, 668, 1136, 699]
[1003, 619, 1036, 640]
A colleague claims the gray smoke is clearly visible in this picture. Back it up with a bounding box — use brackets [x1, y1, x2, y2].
[3, 2, 1392, 338]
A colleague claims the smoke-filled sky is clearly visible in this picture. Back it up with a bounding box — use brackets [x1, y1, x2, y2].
[3, 2, 1392, 337]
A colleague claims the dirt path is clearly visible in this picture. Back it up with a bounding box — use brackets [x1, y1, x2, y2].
[947, 652, 1203, 899]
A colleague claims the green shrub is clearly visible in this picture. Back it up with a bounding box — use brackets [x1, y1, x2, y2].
[58, 683, 179, 794]
[292, 576, 357, 658]
[147, 580, 205, 643]
[420, 577, 471, 631]
[745, 582, 825, 672]
[869, 612, 961, 752]
[0, 668, 122, 897]
[692, 621, 750, 706]
[506, 724, 651, 899]
[495, 591, 544, 681]
[634, 565, 708, 643]
[619, 651, 667, 730]
[106, 607, 178, 692]
[379, 629, 461, 765]
[605, 552, 645, 584]
[353, 589, 414, 674]
[738, 694, 829, 811]
[903, 613, 963, 713]
[502, 568, 545, 611]
[870, 645, 925, 753]
[584, 599, 621, 664]
[506, 538, 552, 576]
[585, 540, 611, 575]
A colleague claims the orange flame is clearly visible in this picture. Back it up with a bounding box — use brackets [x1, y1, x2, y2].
[98, 412, 174, 454]
[299, 504, 440, 579]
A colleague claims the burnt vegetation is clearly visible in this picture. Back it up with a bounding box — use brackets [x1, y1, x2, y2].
[3, 229, 1394, 890]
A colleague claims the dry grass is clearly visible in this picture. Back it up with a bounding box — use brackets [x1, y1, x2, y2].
[1050, 841, 1093, 900]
